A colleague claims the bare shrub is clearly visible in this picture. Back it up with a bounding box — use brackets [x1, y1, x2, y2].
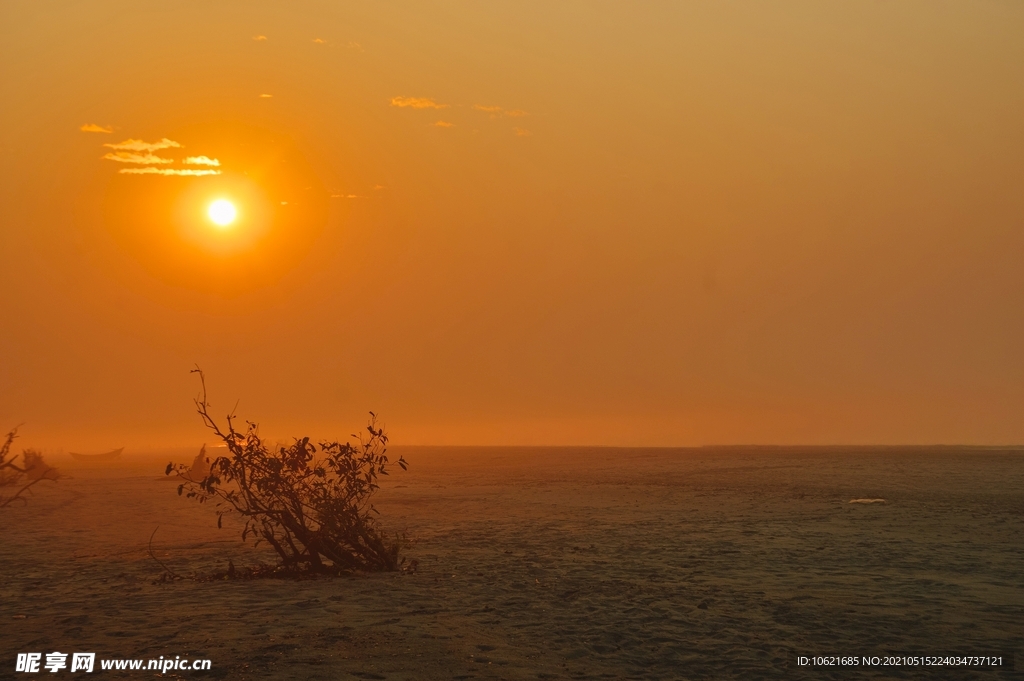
[167, 369, 408, 573]
[0, 428, 60, 507]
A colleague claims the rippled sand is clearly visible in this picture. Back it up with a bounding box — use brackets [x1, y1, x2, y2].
[3, 447, 1022, 679]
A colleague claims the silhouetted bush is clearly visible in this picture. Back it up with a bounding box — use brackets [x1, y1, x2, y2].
[167, 369, 408, 573]
[0, 428, 60, 507]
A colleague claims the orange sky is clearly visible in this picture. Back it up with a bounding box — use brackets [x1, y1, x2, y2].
[2, 1, 1023, 449]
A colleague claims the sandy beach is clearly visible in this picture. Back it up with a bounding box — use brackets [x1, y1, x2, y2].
[3, 447, 1021, 679]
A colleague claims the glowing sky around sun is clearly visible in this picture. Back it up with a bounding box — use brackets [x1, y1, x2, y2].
[1, 1, 1024, 449]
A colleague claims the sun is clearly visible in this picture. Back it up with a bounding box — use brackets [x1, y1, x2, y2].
[207, 199, 237, 227]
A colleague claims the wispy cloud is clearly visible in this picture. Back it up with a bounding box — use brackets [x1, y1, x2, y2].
[80, 123, 113, 134]
[347, 42, 363, 51]
[253, 35, 268, 41]
[259, 93, 273, 98]
[333, 185, 385, 198]
[473, 105, 529, 118]
[103, 152, 174, 164]
[312, 38, 326, 44]
[390, 96, 448, 109]
[433, 121, 455, 128]
[514, 127, 532, 137]
[184, 156, 220, 166]
[103, 138, 181, 152]
[118, 168, 221, 176]
[96, 133, 222, 177]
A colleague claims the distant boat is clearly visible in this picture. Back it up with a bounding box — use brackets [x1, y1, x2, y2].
[70, 448, 123, 463]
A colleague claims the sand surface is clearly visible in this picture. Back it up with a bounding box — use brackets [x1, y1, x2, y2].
[3, 446, 1022, 679]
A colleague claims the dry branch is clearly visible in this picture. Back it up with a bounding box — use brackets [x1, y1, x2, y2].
[0, 427, 60, 508]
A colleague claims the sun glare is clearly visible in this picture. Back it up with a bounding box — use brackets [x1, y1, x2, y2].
[207, 199, 237, 227]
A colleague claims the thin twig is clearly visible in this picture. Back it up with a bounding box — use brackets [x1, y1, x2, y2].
[147, 526, 181, 580]
[0, 477, 46, 508]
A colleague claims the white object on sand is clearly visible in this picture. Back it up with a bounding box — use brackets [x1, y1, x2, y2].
[849, 498, 886, 504]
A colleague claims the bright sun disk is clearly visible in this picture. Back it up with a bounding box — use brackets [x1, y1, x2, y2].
[208, 199, 237, 227]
